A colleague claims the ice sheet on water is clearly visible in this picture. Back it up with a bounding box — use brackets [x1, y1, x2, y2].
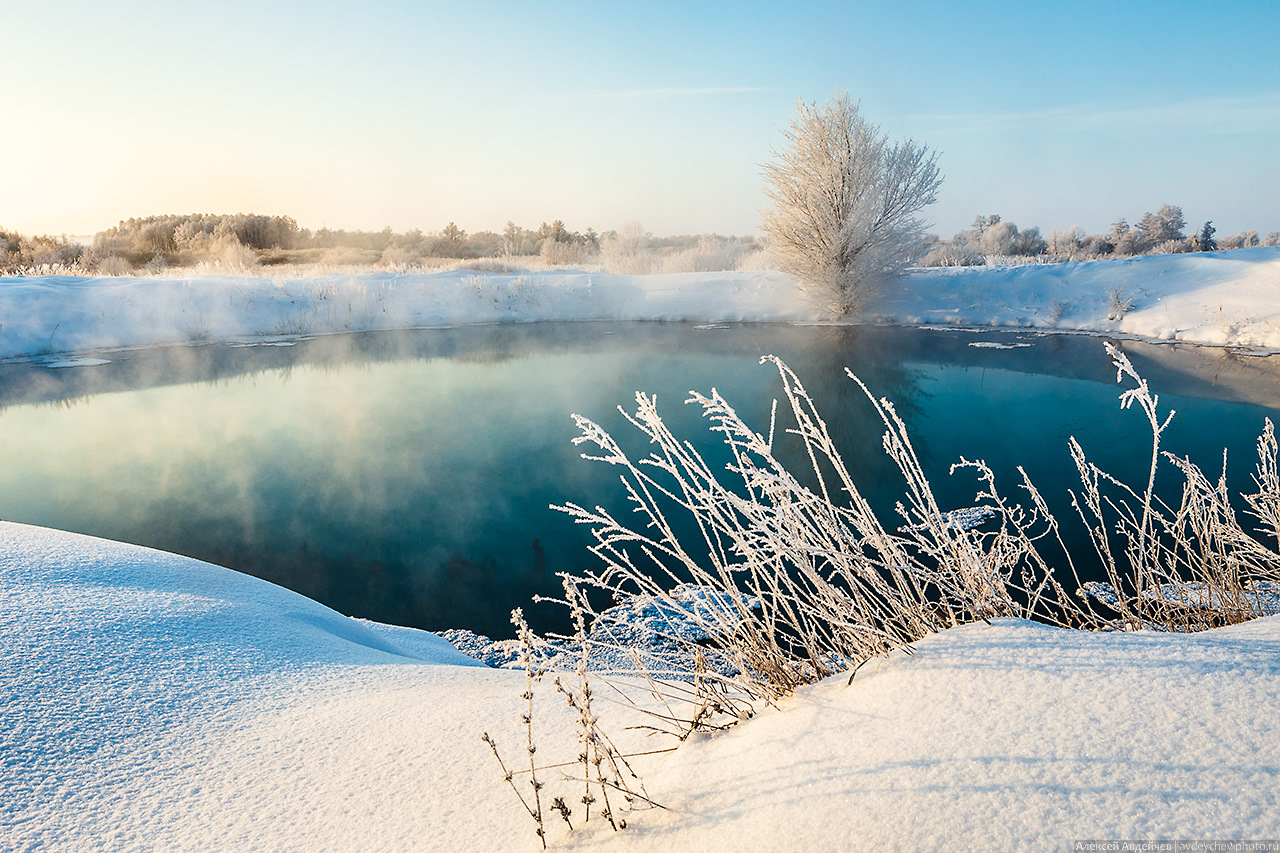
[968, 341, 1031, 349]
[41, 356, 112, 368]
[1079, 579, 1280, 617]
[898, 505, 999, 533]
[438, 584, 761, 676]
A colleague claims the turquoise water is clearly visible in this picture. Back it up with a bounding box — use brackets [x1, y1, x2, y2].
[1, 323, 1276, 637]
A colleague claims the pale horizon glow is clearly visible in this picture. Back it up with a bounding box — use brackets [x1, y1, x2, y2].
[3, 0, 1277, 241]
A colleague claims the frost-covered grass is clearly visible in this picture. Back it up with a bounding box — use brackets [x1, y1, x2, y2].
[528, 346, 1278, 739]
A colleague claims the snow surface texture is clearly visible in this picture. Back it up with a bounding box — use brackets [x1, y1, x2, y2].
[1, 247, 1278, 361]
[879, 246, 1280, 349]
[4, 521, 1279, 851]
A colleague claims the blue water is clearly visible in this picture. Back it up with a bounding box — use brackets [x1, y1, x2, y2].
[1, 323, 1276, 637]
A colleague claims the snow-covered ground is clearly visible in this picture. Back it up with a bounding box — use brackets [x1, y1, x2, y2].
[5, 249, 1280, 850]
[883, 246, 1280, 349]
[1, 247, 1278, 361]
[4, 522, 1277, 851]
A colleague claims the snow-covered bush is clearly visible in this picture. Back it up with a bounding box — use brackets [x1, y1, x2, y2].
[96, 255, 133, 276]
[1106, 284, 1134, 320]
[659, 235, 746, 273]
[1218, 230, 1260, 251]
[539, 236, 587, 267]
[761, 93, 942, 313]
[918, 241, 982, 267]
[733, 244, 774, 271]
[190, 234, 259, 274]
[1152, 238, 1190, 254]
[599, 222, 652, 274]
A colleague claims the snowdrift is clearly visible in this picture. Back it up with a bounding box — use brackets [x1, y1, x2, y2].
[885, 246, 1280, 349]
[3, 521, 1277, 851]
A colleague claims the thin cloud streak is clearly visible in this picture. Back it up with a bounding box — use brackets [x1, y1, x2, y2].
[563, 86, 779, 103]
[897, 92, 1280, 135]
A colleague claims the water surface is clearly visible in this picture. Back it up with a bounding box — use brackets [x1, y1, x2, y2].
[1, 323, 1276, 637]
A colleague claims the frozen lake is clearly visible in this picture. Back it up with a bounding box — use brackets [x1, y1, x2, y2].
[1, 322, 1277, 638]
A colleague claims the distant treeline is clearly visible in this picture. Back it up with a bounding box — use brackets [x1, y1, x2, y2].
[0, 207, 1276, 276]
[919, 204, 1280, 267]
[0, 213, 762, 275]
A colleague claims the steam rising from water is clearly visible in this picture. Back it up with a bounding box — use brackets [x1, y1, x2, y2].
[0, 324, 1276, 637]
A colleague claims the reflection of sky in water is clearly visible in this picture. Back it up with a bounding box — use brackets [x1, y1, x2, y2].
[0, 325, 1277, 638]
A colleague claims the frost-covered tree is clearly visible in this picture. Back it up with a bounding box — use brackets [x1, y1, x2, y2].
[600, 221, 652, 274]
[536, 220, 570, 244]
[1048, 226, 1086, 258]
[1191, 221, 1217, 252]
[1135, 204, 1185, 251]
[761, 93, 943, 313]
[440, 222, 466, 245]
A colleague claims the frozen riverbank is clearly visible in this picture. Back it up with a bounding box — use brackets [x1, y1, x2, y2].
[1, 247, 1278, 361]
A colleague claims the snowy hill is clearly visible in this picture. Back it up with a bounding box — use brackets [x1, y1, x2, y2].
[3, 521, 1277, 851]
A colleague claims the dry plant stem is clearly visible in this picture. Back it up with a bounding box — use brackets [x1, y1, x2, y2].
[1247, 420, 1280, 550]
[513, 608, 546, 848]
[480, 732, 543, 845]
[562, 578, 595, 824]
[552, 577, 663, 830]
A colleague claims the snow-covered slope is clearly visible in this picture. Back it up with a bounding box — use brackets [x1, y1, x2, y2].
[1, 248, 1277, 361]
[597, 617, 1280, 851]
[885, 246, 1280, 348]
[4, 521, 1277, 851]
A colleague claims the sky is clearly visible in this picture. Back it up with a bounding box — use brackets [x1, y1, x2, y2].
[3, 0, 1277, 240]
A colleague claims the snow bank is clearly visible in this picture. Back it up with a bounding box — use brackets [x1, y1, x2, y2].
[602, 616, 1280, 851]
[885, 246, 1280, 349]
[0, 269, 818, 360]
[4, 521, 1278, 850]
[2, 248, 1278, 361]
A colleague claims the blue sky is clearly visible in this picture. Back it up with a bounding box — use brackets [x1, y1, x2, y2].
[4, 0, 1276, 239]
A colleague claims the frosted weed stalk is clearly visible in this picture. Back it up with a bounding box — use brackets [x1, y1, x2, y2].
[483, 606, 663, 848]
[551, 345, 1279, 708]
[553, 355, 1077, 710]
[481, 609, 549, 848]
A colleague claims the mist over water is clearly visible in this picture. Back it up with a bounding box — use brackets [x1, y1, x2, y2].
[1, 323, 1276, 638]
